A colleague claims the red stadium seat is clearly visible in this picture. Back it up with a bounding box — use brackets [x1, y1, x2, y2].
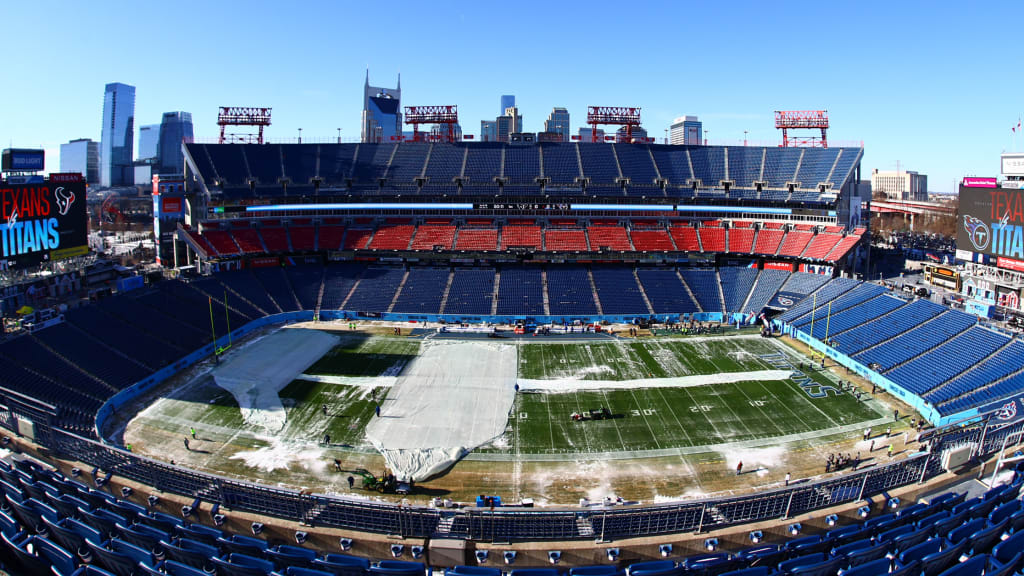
[587, 225, 632, 251]
[777, 230, 814, 257]
[544, 229, 588, 251]
[455, 228, 499, 250]
[728, 228, 755, 254]
[368, 225, 415, 250]
[753, 229, 785, 255]
[410, 225, 456, 250]
[669, 226, 700, 251]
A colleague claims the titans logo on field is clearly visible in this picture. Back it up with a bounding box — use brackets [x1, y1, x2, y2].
[963, 215, 990, 252]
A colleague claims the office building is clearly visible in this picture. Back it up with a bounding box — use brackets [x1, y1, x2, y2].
[361, 71, 402, 143]
[500, 95, 515, 116]
[101, 82, 136, 187]
[670, 116, 702, 145]
[578, 127, 605, 142]
[138, 125, 159, 162]
[158, 111, 194, 175]
[480, 121, 498, 142]
[59, 139, 100, 184]
[871, 169, 928, 201]
[544, 108, 571, 142]
[496, 107, 523, 142]
[616, 125, 648, 143]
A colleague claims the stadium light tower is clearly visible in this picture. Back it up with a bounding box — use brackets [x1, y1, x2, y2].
[586, 106, 641, 143]
[217, 107, 272, 144]
[404, 105, 459, 143]
[775, 110, 829, 148]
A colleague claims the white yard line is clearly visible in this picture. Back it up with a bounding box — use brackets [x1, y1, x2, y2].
[517, 370, 793, 392]
[582, 342, 629, 450]
[703, 354, 761, 440]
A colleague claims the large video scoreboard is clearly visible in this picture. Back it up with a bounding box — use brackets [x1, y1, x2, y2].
[0, 175, 88, 267]
[958, 183, 1024, 271]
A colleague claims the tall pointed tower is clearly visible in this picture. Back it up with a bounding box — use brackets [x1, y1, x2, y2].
[361, 71, 402, 143]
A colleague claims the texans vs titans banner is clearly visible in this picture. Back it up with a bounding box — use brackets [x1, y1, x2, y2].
[0, 178, 88, 267]
[959, 184, 1024, 267]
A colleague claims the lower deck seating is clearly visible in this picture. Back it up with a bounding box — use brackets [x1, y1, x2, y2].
[392, 269, 449, 314]
[344, 268, 406, 312]
[496, 267, 544, 315]
[546, 267, 598, 316]
[591, 268, 648, 314]
[636, 269, 698, 314]
[443, 269, 495, 315]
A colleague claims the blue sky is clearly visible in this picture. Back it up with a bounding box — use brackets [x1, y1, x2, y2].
[4, 0, 1022, 192]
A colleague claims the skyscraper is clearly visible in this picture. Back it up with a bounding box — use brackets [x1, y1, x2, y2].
[60, 139, 100, 184]
[157, 112, 194, 175]
[480, 120, 497, 142]
[544, 108, 571, 142]
[138, 125, 159, 162]
[101, 82, 136, 187]
[496, 107, 523, 142]
[500, 95, 515, 116]
[669, 116, 702, 145]
[361, 72, 402, 143]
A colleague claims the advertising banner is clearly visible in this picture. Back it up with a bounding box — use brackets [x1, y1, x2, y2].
[958, 185, 1024, 268]
[0, 181, 87, 267]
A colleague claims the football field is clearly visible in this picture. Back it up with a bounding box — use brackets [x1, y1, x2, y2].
[500, 336, 882, 455]
[124, 327, 891, 499]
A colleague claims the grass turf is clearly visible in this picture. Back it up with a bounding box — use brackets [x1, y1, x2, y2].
[498, 337, 880, 454]
[135, 332, 883, 459]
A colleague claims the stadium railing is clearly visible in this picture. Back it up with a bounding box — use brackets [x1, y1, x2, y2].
[21, 418, 1015, 543]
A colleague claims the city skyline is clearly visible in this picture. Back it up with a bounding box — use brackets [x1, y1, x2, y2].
[4, 0, 1023, 191]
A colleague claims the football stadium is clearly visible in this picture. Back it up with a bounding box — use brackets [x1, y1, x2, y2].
[2, 116, 1024, 573]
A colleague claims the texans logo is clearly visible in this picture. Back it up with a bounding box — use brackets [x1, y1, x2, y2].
[55, 187, 76, 216]
[995, 400, 1017, 421]
[963, 215, 990, 252]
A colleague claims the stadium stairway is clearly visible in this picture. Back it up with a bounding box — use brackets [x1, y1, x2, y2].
[541, 269, 551, 316]
[337, 267, 366, 311]
[926, 337, 1023, 406]
[853, 309, 969, 366]
[738, 269, 761, 313]
[632, 268, 656, 314]
[586, 268, 604, 315]
[386, 270, 411, 314]
[939, 361, 1024, 413]
[675, 270, 704, 313]
[27, 334, 118, 395]
[437, 270, 455, 314]
[715, 269, 727, 314]
[490, 270, 501, 316]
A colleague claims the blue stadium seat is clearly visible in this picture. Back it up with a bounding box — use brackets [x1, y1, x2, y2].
[266, 543, 319, 569]
[312, 552, 371, 576]
[211, 552, 277, 576]
[371, 560, 427, 576]
[87, 537, 155, 576]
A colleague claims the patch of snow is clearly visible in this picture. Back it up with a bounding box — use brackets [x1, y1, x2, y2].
[213, 329, 339, 434]
[229, 437, 330, 474]
[720, 445, 787, 475]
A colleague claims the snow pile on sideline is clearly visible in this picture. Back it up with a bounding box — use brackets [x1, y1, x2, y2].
[517, 369, 793, 392]
[365, 340, 517, 481]
[213, 329, 339, 433]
